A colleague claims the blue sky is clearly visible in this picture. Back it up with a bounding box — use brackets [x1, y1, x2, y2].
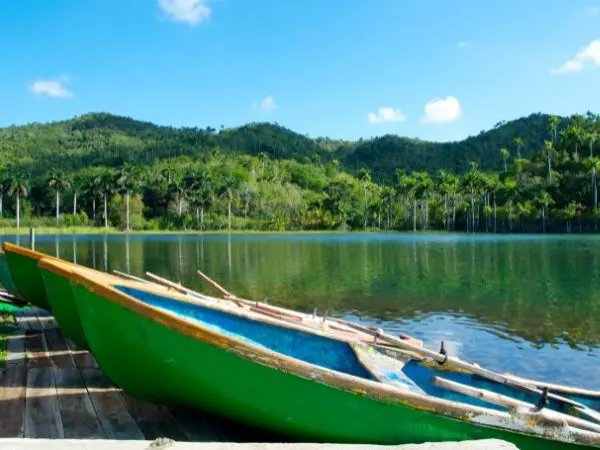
[1, 0, 599, 142]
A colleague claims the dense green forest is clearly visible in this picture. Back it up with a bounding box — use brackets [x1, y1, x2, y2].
[0, 111, 599, 233]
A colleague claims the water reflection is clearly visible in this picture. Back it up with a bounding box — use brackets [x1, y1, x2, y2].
[1, 232, 599, 388]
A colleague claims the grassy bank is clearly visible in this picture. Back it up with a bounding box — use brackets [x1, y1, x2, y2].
[0, 313, 16, 367]
[0, 227, 363, 235]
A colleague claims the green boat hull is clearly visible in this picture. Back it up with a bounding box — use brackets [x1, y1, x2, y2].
[0, 253, 19, 296]
[4, 249, 50, 310]
[39, 266, 89, 350]
[72, 283, 589, 449]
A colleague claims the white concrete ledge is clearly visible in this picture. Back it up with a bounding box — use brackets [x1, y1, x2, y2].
[0, 438, 519, 450]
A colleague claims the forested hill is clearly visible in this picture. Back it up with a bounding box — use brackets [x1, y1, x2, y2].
[0, 111, 553, 177]
[342, 114, 551, 180]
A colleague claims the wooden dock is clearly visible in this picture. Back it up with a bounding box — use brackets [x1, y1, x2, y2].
[0, 308, 275, 442]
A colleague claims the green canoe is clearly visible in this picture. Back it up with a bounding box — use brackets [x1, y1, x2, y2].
[56, 260, 600, 449]
[0, 251, 19, 297]
[3, 243, 93, 349]
[2, 242, 56, 310]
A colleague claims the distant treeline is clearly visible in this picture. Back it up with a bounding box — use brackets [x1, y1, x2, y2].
[0, 111, 599, 232]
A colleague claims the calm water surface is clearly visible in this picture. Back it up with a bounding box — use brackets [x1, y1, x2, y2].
[2, 232, 599, 389]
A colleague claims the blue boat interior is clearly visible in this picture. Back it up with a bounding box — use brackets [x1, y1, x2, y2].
[115, 284, 600, 414]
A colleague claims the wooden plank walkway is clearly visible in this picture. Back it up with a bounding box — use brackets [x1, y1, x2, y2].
[1, 308, 275, 442]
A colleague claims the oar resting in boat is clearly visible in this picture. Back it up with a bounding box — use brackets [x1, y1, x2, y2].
[140, 270, 424, 352]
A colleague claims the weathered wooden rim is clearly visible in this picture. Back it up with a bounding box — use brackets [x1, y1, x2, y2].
[2, 242, 62, 262]
[43, 258, 600, 447]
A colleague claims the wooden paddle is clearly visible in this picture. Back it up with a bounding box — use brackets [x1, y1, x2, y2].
[331, 318, 600, 422]
[433, 376, 600, 433]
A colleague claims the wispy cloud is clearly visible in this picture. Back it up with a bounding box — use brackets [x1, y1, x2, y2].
[253, 95, 276, 112]
[550, 40, 600, 74]
[456, 41, 472, 49]
[158, 0, 211, 26]
[29, 76, 73, 98]
[421, 96, 462, 124]
[367, 107, 406, 124]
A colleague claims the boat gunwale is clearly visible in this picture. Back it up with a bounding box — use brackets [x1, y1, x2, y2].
[47, 258, 600, 447]
[37, 257, 396, 350]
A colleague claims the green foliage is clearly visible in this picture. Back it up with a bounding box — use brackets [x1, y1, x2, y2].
[109, 194, 145, 230]
[0, 111, 599, 233]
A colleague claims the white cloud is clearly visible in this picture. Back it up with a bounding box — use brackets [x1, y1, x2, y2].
[421, 96, 462, 124]
[253, 95, 276, 112]
[457, 41, 472, 48]
[29, 77, 73, 98]
[551, 40, 600, 74]
[158, 0, 211, 26]
[367, 107, 406, 124]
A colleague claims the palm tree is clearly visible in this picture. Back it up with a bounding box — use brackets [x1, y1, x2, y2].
[512, 137, 523, 159]
[535, 191, 554, 233]
[357, 168, 371, 230]
[500, 148, 510, 172]
[115, 164, 139, 231]
[71, 174, 84, 215]
[0, 174, 7, 218]
[544, 140, 553, 184]
[219, 175, 241, 231]
[587, 131, 598, 158]
[461, 162, 485, 232]
[185, 168, 212, 228]
[395, 171, 418, 231]
[169, 175, 187, 217]
[548, 115, 560, 143]
[100, 169, 115, 229]
[83, 171, 103, 224]
[6, 173, 28, 229]
[47, 170, 71, 223]
[436, 170, 459, 231]
[585, 156, 600, 229]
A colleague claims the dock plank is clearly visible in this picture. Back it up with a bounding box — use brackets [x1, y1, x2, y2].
[14, 311, 32, 332]
[54, 368, 105, 439]
[122, 393, 188, 441]
[25, 332, 52, 368]
[80, 368, 144, 440]
[66, 339, 99, 369]
[44, 329, 75, 369]
[24, 367, 64, 438]
[5, 330, 26, 366]
[0, 364, 27, 437]
[23, 310, 43, 332]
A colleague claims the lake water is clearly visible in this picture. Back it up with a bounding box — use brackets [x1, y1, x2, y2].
[2, 232, 599, 390]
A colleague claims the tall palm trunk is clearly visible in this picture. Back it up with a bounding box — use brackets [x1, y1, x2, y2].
[178, 195, 183, 216]
[593, 169, 598, 231]
[126, 191, 130, 231]
[16, 194, 20, 229]
[228, 200, 232, 230]
[92, 197, 96, 222]
[73, 191, 77, 215]
[56, 190, 60, 222]
[541, 206, 546, 233]
[493, 194, 497, 233]
[470, 190, 475, 232]
[0, 195, 3, 217]
[363, 181, 367, 230]
[104, 193, 108, 229]
[412, 198, 417, 231]
[200, 206, 205, 230]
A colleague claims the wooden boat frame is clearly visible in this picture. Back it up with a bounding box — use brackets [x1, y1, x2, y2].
[46, 258, 600, 448]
